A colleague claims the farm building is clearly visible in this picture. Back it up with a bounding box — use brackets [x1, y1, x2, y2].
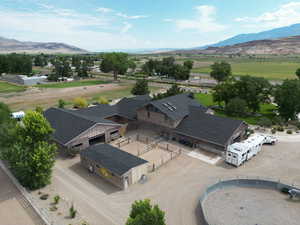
[80, 144, 148, 189]
[45, 94, 247, 155]
[137, 94, 247, 154]
[44, 95, 151, 151]
[0, 74, 47, 85]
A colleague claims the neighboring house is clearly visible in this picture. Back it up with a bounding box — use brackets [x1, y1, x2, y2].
[80, 144, 148, 189]
[45, 94, 247, 155]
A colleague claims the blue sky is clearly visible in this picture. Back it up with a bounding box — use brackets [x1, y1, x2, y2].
[1, 0, 300, 51]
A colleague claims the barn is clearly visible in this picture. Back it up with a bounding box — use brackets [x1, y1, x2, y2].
[80, 144, 148, 189]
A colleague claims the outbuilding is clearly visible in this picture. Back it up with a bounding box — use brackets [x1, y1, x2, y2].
[80, 144, 148, 189]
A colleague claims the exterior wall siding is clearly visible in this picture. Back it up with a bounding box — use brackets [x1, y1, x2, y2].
[80, 155, 148, 189]
[137, 108, 180, 128]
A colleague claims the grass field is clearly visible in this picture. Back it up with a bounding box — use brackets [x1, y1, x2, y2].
[35, 79, 109, 88]
[0, 81, 26, 93]
[195, 93, 277, 125]
[192, 62, 299, 80]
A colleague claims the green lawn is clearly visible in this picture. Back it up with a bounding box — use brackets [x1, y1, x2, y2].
[192, 62, 299, 80]
[194, 93, 277, 125]
[0, 81, 26, 93]
[35, 79, 109, 88]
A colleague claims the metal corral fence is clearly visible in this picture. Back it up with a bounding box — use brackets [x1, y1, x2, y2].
[148, 142, 182, 172]
[198, 177, 300, 225]
[0, 160, 53, 225]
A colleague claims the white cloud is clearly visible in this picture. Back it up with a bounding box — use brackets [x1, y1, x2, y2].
[96, 7, 113, 13]
[0, 7, 150, 50]
[116, 12, 148, 20]
[235, 2, 300, 29]
[163, 19, 173, 22]
[121, 22, 132, 33]
[175, 5, 226, 32]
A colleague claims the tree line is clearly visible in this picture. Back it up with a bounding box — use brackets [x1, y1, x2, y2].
[210, 61, 300, 122]
[141, 57, 193, 80]
[0, 54, 32, 75]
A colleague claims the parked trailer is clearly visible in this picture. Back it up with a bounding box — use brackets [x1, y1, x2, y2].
[226, 134, 266, 167]
[11, 111, 25, 120]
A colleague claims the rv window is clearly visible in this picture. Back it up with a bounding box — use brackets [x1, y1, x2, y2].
[242, 153, 245, 156]
[233, 156, 236, 158]
[228, 153, 231, 156]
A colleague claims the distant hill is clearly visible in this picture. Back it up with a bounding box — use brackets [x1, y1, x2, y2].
[197, 23, 300, 49]
[0, 36, 88, 54]
[186, 36, 300, 55]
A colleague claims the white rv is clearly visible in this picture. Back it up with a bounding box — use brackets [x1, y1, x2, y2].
[226, 134, 266, 167]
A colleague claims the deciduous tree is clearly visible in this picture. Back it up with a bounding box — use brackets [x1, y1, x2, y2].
[126, 199, 166, 225]
[131, 79, 150, 95]
[210, 61, 232, 82]
[274, 79, 300, 120]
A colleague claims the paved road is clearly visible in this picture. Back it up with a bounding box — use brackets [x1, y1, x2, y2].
[0, 167, 45, 225]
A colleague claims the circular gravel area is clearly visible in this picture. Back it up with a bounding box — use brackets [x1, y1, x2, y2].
[203, 187, 300, 225]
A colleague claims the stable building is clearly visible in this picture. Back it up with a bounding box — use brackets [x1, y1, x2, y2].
[137, 94, 247, 155]
[44, 95, 151, 152]
[80, 144, 148, 189]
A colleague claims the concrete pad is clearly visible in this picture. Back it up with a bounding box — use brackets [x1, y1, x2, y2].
[187, 151, 221, 165]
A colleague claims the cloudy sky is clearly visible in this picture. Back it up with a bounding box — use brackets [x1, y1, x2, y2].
[1, 0, 300, 51]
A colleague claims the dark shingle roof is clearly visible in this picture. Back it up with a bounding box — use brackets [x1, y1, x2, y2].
[116, 95, 152, 120]
[69, 104, 118, 123]
[81, 144, 148, 176]
[149, 93, 208, 121]
[44, 108, 97, 145]
[175, 106, 244, 147]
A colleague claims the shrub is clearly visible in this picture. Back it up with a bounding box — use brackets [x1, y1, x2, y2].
[58, 99, 66, 109]
[50, 206, 58, 211]
[97, 96, 109, 104]
[40, 194, 49, 200]
[271, 128, 277, 134]
[225, 98, 247, 117]
[257, 117, 272, 128]
[277, 126, 284, 132]
[287, 130, 293, 134]
[73, 97, 88, 108]
[69, 204, 77, 219]
[35, 106, 44, 114]
[53, 195, 60, 205]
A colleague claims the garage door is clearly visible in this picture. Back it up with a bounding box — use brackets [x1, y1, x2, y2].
[89, 135, 105, 146]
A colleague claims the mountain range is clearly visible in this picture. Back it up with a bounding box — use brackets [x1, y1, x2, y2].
[198, 23, 300, 49]
[0, 37, 87, 54]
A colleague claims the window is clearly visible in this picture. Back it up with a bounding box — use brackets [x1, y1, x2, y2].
[110, 130, 119, 135]
[72, 143, 83, 148]
[228, 153, 232, 156]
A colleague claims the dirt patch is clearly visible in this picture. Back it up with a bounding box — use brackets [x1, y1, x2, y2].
[0, 83, 125, 110]
[203, 187, 300, 225]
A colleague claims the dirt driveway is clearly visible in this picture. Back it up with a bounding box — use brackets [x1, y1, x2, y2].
[48, 139, 300, 225]
[0, 83, 124, 110]
[0, 167, 45, 225]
